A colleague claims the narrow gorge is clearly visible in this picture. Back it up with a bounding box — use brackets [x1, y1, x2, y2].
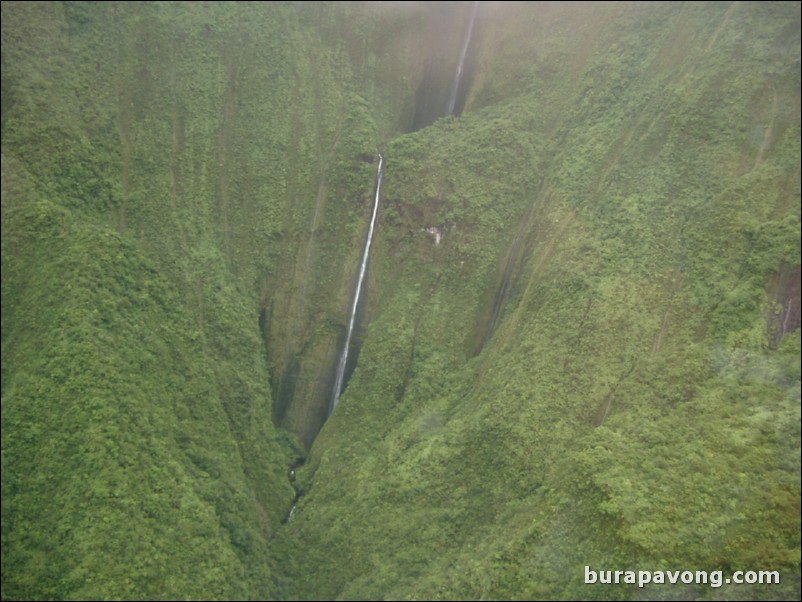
[1, 2, 799, 601]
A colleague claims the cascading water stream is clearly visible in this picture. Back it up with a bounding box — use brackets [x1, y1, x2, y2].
[446, 0, 479, 116]
[328, 154, 384, 415]
[289, 4, 479, 522]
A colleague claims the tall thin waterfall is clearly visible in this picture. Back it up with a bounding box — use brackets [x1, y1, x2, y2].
[446, 1, 479, 116]
[329, 155, 384, 414]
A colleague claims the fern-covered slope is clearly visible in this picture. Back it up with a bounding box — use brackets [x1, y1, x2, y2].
[2, 2, 799, 600]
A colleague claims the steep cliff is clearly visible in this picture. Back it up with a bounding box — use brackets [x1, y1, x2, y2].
[2, 2, 799, 600]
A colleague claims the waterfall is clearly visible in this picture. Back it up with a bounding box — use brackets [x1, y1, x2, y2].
[446, 1, 479, 116]
[329, 155, 384, 414]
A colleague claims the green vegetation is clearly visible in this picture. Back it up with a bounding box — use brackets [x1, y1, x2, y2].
[2, 1, 799, 600]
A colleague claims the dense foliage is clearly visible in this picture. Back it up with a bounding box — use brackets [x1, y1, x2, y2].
[2, 1, 799, 600]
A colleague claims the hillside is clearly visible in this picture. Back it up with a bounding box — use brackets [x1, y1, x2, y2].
[2, 2, 800, 600]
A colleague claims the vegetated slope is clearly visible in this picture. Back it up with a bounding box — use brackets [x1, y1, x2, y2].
[0, 1, 399, 598]
[281, 2, 801, 600]
[0, 3, 294, 598]
[3, 1, 481, 595]
[1, 1, 799, 601]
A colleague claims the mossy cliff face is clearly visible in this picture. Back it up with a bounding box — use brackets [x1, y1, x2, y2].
[2, 2, 800, 600]
[284, 2, 801, 600]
